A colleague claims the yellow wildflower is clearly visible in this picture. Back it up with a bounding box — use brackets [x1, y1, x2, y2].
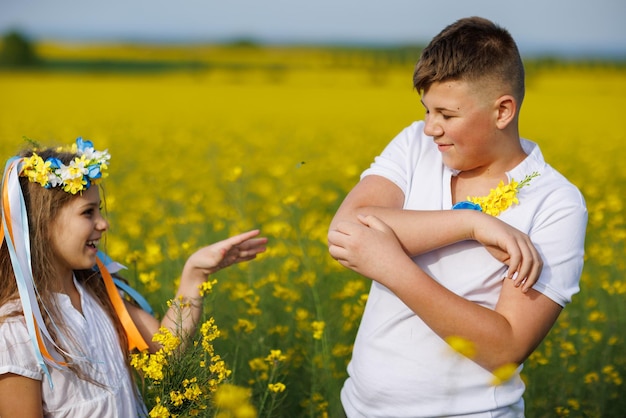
[234, 318, 256, 334]
[602, 365, 623, 385]
[170, 390, 185, 407]
[554, 406, 570, 417]
[131, 349, 168, 381]
[143, 352, 167, 381]
[265, 349, 287, 364]
[149, 398, 170, 418]
[566, 399, 580, 410]
[584, 372, 600, 384]
[491, 363, 518, 385]
[152, 327, 181, 354]
[201, 318, 221, 355]
[268, 325, 289, 336]
[209, 355, 232, 387]
[268, 382, 286, 393]
[445, 335, 476, 359]
[249, 357, 269, 373]
[199, 278, 218, 296]
[21, 153, 51, 186]
[467, 172, 540, 217]
[184, 383, 202, 401]
[311, 321, 325, 340]
[139, 271, 161, 293]
[213, 384, 257, 418]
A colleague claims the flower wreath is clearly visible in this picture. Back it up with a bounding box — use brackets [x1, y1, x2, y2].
[20, 137, 110, 194]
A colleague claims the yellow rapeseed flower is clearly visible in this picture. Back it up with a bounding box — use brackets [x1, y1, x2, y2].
[248, 357, 268, 372]
[265, 349, 287, 364]
[584, 372, 600, 384]
[234, 318, 256, 334]
[170, 390, 185, 407]
[209, 354, 232, 386]
[152, 327, 181, 354]
[213, 384, 257, 418]
[491, 363, 518, 385]
[554, 406, 570, 417]
[268, 325, 289, 337]
[445, 335, 477, 359]
[21, 153, 51, 186]
[566, 399, 580, 410]
[199, 278, 218, 296]
[467, 172, 539, 217]
[602, 365, 623, 385]
[333, 280, 367, 299]
[311, 321, 325, 340]
[149, 398, 170, 418]
[268, 382, 286, 393]
[139, 271, 161, 293]
[143, 351, 167, 381]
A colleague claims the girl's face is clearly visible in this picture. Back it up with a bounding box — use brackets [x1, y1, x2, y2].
[421, 79, 500, 174]
[49, 185, 109, 280]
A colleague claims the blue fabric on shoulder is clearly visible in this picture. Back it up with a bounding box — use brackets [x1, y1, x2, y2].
[451, 201, 483, 211]
[113, 278, 155, 315]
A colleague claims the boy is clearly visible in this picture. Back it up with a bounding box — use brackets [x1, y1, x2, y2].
[328, 17, 587, 417]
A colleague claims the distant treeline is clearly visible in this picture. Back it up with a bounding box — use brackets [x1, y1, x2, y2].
[1, 30, 624, 73]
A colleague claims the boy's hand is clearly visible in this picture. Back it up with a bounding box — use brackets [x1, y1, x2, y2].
[328, 214, 410, 284]
[470, 214, 543, 292]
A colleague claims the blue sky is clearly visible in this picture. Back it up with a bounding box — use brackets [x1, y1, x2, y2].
[1, 0, 625, 57]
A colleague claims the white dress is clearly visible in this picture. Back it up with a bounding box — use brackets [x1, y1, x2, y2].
[0, 279, 146, 417]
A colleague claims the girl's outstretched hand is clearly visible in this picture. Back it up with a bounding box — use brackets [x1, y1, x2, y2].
[183, 229, 267, 282]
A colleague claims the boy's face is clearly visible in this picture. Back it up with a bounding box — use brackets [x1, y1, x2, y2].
[421, 79, 501, 174]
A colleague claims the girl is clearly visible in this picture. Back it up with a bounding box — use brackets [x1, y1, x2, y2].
[0, 138, 267, 416]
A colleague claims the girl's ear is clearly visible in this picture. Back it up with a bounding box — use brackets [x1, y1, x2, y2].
[494, 94, 517, 129]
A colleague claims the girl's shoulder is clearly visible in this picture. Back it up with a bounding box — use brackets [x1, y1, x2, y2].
[0, 300, 42, 379]
[0, 300, 28, 338]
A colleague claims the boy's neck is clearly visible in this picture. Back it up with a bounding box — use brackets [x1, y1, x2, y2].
[452, 139, 527, 202]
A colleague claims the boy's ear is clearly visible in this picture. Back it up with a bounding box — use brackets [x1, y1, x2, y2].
[495, 95, 517, 129]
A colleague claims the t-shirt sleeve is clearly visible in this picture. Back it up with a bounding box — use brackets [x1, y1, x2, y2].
[0, 315, 44, 380]
[361, 122, 426, 195]
[531, 183, 588, 307]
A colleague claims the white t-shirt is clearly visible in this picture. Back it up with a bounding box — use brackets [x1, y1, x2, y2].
[341, 121, 587, 417]
[0, 279, 145, 417]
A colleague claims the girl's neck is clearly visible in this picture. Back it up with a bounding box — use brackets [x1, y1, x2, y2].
[58, 273, 83, 314]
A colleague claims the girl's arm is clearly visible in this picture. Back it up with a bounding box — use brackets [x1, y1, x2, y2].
[0, 373, 43, 417]
[127, 229, 267, 353]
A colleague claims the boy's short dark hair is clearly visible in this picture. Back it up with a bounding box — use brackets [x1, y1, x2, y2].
[413, 16, 525, 104]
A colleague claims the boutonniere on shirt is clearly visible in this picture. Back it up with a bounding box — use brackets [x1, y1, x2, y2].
[452, 172, 540, 217]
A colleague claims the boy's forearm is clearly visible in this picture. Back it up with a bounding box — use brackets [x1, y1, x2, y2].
[355, 207, 479, 256]
[328, 177, 481, 256]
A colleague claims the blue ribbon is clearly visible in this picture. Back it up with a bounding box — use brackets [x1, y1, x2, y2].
[96, 251, 154, 315]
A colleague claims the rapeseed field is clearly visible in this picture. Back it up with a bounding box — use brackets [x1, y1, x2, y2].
[1, 45, 624, 417]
